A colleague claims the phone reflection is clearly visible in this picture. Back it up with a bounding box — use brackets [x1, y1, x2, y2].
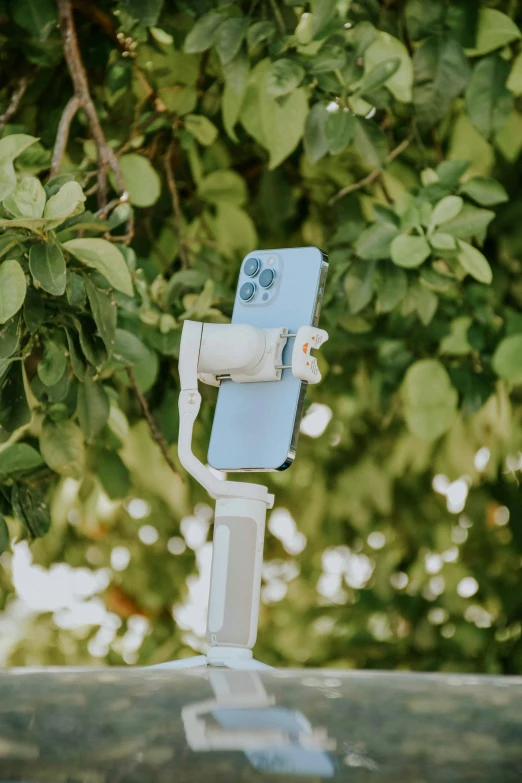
[183, 669, 336, 777]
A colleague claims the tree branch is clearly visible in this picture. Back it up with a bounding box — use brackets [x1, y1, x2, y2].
[165, 143, 189, 270]
[55, 0, 125, 207]
[329, 136, 413, 205]
[50, 95, 80, 178]
[126, 367, 180, 478]
[0, 75, 31, 132]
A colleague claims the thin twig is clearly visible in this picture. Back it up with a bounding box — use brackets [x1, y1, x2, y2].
[165, 143, 189, 270]
[0, 75, 31, 132]
[50, 95, 80, 178]
[268, 0, 286, 34]
[56, 0, 125, 207]
[126, 367, 180, 477]
[329, 136, 413, 205]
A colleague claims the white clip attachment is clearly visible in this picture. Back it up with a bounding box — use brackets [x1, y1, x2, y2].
[291, 326, 328, 384]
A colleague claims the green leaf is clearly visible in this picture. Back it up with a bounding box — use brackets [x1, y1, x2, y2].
[23, 287, 45, 334]
[0, 134, 39, 162]
[38, 341, 67, 387]
[507, 52, 522, 96]
[198, 169, 247, 206]
[441, 204, 495, 244]
[457, 240, 493, 284]
[492, 334, 522, 382]
[415, 285, 438, 326]
[40, 418, 85, 479]
[0, 444, 43, 479]
[429, 196, 463, 231]
[466, 55, 513, 140]
[213, 203, 257, 256]
[62, 239, 134, 296]
[0, 514, 8, 555]
[325, 111, 356, 155]
[308, 44, 346, 74]
[84, 275, 116, 354]
[495, 110, 522, 163]
[123, 0, 163, 27]
[436, 159, 471, 187]
[98, 450, 131, 499]
[440, 317, 473, 356]
[467, 8, 521, 57]
[353, 118, 388, 168]
[266, 59, 305, 98]
[0, 314, 20, 360]
[405, 0, 444, 41]
[0, 216, 47, 233]
[184, 10, 224, 53]
[11, 0, 56, 38]
[391, 234, 431, 268]
[0, 362, 30, 434]
[0, 260, 27, 324]
[304, 103, 329, 163]
[118, 154, 161, 208]
[445, 2, 479, 49]
[66, 272, 86, 307]
[459, 177, 508, 207]
[3, 176, 46, 219]
[112, 329, 150, 365]
[157, 85, 197, 116]
[344, 261, 376, 314]
[240, 60, 308, 170]
[430, 232, 456, 251]
[413, 37, 470, 130]
[77, 374, 110, 442]
[222, 82, 243, 142]
[215, 17, 248, 65]
[402, 359, 458, 441]
[247, 21, 276, 48]
[223, 50, 249, 96]
[355, 222, 399, 260]
[78, 318, 107, 369]
[11, 483, 51, 538]
[184, 114, 218, 146]
[43, 180, 86, 223]
[29, 243, 66, 296]
[359, 57, 401, 96]
[65, 327, 86, 381]
[375, 263, 407, 313]
[0, 158, 16, 201]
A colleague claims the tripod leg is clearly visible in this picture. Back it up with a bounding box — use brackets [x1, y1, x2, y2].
[148, 655, 208, 670]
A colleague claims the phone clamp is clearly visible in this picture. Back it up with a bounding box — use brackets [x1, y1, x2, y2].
[158, 318, 328, 671]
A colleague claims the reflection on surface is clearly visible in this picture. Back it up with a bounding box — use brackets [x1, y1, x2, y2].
[0, 668, 521, 781]
[184, 669, 335, 776]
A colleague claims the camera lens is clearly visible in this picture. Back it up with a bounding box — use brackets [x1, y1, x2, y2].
[244, 257, 260, 277]
[259, 268, 276, 288]
[240, 282, 256, 301]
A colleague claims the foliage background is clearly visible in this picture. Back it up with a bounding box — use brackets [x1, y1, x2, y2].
[0, 0, 521, 673]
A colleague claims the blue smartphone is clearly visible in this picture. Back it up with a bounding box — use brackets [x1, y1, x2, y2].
[208, 247, 328, 472]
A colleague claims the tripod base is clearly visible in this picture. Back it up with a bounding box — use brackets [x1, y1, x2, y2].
[150, 650, 272, 671]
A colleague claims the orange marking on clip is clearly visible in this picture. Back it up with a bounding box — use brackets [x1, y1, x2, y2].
[312, 336, 315, 340]
[302, 342, 309, 354]
[306, 361, 310, 366]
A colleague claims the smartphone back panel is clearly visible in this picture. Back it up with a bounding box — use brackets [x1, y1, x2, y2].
[208, 247, 326, 471]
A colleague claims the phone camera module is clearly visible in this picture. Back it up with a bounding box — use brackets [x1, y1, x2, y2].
[243, 257, 260, 277]
[240, 282, 256, 301]
[259, 268, 276, 288]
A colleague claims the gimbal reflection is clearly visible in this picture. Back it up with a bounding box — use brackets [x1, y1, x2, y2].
[182, 669, 336, 777]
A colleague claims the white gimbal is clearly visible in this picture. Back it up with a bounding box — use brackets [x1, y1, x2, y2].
[157, 319, 328, 671]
